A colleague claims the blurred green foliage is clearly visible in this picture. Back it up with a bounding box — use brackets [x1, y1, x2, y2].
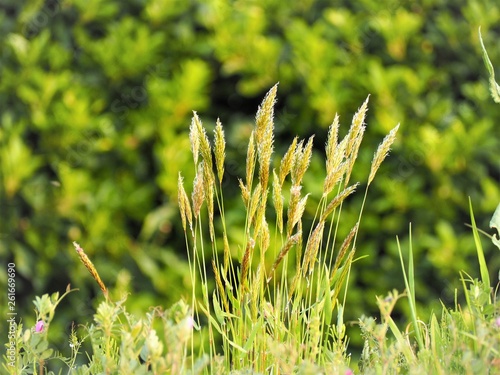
[1, 0, 499, 356]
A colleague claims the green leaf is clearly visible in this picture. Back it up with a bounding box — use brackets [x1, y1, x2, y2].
[322, 267, 333, 326]
[242, 319, 263, 352]
[489, 203, 500, 250]
[479, 27, 500, 103]
[40, 348, 53, 360]
[396, 229, 424, 351]
[469, 198, 491, 293]
[212, 292, 225, 326]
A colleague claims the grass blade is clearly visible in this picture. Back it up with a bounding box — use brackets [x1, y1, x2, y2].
[396, 228, 424, 350]
[468, 198, 491, 293]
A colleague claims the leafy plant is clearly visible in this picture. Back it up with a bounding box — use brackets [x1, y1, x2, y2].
[3, 286, 198, 375]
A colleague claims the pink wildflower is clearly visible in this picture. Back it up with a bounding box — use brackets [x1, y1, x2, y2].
[35, 320, 44, 333]
[345, 369, 354, 375]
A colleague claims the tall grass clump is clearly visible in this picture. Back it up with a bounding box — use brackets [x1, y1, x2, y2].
[353, 32, 500, 369]
[357, 200, 500, 374]
[178, 84, 399, 373]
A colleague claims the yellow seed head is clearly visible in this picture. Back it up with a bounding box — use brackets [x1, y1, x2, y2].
[368, 123, 400, 186]
[302, 221, 325, 277]
[279, 137, 298, 185]
[192, 162, 205, 218]
[272, 169, 284, 234]
[320, 183, 358, 222]
[214, 118, 226, 183]
[73, 242, 108, 297]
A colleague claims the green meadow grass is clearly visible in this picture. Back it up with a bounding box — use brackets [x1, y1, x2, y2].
[4, 36, 500, 372]
[177, 84, 399, 374]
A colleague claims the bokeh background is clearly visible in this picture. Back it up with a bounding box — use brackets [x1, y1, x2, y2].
[1, 0, 499, 359]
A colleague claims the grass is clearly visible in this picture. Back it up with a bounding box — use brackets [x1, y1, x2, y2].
[3, 86, 499, 374]
[178, 84, 400, 374]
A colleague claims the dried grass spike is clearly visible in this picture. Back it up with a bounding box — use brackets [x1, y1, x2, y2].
[246, 132, 256, 192]
[330, 247, 356, 303]
[295, 136, 314, 186]
[279, 137, 298, 184]
[346, 95, 369, 157]
[286, 185, 301, 236]
[368, 123, 400, 186]
[178, 173, 193, 233]
[240, 238, 255, 294]
[255, 83, 278, 143]
[192, 162, 205, 218]
[323, 161, 347, 197]
[291, 136, 313, 186]
[73, 242, 108, 297]
[288, 192, 309, 236]
[260, 216, 270, 256]
[330, 223, 358, 282]
[267, 231, 302, 283]
[189, 112, 200, 166]
[239, 178, 250, 205]
[325, 114, 340, 175]
[323, 136, 348, 196]
[253, 188, 269, 238]
[248, 183, 262, 229]
[203, 163, 215, 241]
[214, 118, 226, 183]
[344, 125, 365, 185]
[291, 139, 305, 185]
[257, 123, 274, 190]
[194, 112, 213, 170]
[222, 233, 231, 276]
[272, 170, 284, 233]
[302, 221, 325, 277]
[320, 183, 358, 222]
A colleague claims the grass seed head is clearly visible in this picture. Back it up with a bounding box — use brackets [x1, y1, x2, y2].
[279, 137, 298, 185]
[73, 242, 108, 298]
[192, 162, 205, 219]
[178, 173, 193, 233]
[255, 83, 278, 144]
[189, 112, 200, 166]
[239, 178, 250, 206]
[267, 230, 302, 282]
[302, 221, 325, 277]
[331, 223, 359, 281]
[368, 123, 400, 186]
[291, 136, 314, 187]
[240, 238, 256, 293]
[325, 114, 340, 176]
[246, 131, 256, 192]
[346, 95, 369, 158]
[194, 112, 213, 170]
[321, 183, 359, 222]
[214, 118, 226, 183]
[272, 169, 284, 233]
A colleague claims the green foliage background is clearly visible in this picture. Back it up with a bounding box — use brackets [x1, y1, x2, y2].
[1, 0, 499, 356]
